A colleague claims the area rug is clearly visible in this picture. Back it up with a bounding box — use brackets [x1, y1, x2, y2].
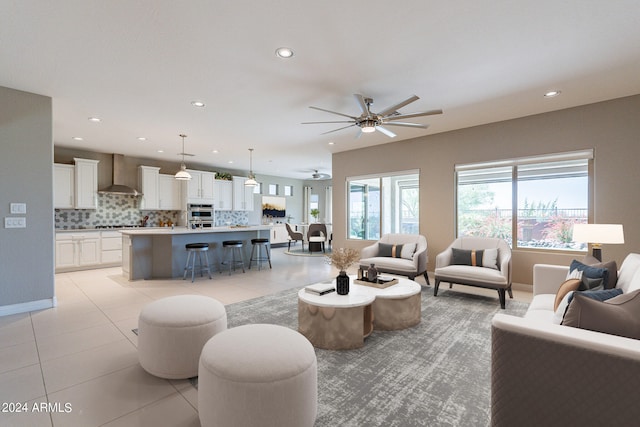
[219, 286, 528, 427]
[285, 247, 332, 257]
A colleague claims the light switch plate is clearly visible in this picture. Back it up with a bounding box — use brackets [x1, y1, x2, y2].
[10, 203, 27, 214]
[4, 217, 26, 228]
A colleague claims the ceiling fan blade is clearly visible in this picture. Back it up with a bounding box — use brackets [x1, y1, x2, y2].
[385, 110, 443, 121]
[377, 95, 420, 117]
[320, 124, 357, 135]
[301, 120, 355, 124]
[309, 106, 357, 120]
[382, 122, 428, 129]
[354, 94, 369, 114]
[376, 126, 397, 138]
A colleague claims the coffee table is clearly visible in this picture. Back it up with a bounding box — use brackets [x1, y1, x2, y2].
[298, 276, 421, 350]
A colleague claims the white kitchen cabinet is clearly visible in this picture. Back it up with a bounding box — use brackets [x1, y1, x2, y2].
[214, 179, 233, 210]
[54, 164, 75, 208]
[138, 166, 160, 210]
[186, 170, 215, 204]
[100, 231, 122, 265]
[159, 174, 183, 210]
[55, 231, 101, 271]
[232, 176, 255, 211]
[271, 224, 289, 245]
[74, 158, 99, 209]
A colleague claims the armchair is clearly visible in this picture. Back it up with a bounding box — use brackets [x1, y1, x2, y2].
[434, 237, 512, 308]
[307, 223, 327, 254]
[285, 223, 304, 251]
[359, 233, 430, 284]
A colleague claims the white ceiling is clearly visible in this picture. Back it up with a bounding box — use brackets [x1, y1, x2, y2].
[2, 1, 640, 180]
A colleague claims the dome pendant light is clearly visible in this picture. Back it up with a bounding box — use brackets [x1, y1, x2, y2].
[245, 148, 258, 187]
[174, 134, 192, 181]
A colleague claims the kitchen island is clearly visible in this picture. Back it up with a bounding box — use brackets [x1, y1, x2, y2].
[120, 226, 272, 280]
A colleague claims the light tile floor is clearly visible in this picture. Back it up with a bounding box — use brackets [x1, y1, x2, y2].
[0, 246, 532, 427]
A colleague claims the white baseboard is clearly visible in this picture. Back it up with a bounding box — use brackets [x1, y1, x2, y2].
[0, 297, 57, 317]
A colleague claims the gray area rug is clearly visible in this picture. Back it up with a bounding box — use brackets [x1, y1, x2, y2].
[222, 286, 528, 427]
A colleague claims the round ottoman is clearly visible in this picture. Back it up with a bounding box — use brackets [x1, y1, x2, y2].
[198, 324, 317, 427]
[138, 295, 227, 379]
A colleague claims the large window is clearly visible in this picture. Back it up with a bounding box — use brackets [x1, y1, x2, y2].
[456, 151, 591, 251]
[347, 171, 419, 240]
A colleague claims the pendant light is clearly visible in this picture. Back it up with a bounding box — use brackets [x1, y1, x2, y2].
[175, 134, 192, 181]
[245, 148, 258, 187]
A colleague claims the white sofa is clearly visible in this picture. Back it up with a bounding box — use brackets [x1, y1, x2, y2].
[491, 253, 640, 427]
[359, 233, 429, 284]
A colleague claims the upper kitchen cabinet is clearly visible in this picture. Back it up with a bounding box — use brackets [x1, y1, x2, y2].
[232, 176, 255, 211]
[54, 164, 75, 208]
[138, 166, 160, 210]
[159, 174, 183, 210]
[214, 179, 233, 210]
[186, 170, 215, 204]
[71, 158, 99, 209]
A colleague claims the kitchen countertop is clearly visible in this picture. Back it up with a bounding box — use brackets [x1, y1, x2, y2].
[119, 225, 272, 235]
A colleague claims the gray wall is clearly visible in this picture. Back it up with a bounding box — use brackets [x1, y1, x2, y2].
[0, 86, 54, 311]
[332, 94, 640, 285]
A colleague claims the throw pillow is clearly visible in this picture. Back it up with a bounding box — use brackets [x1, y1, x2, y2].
[378, 243, 404, 258]
[562, 289, 640, 339]
[566, 288, 623, 305]
[552, 290, 575, 324]
[569, 259, 610, 290]
[400, 243, 416, 260]
[451, 248, 498, 269]
[554, 278, 582, 311]
[583, 256, 618, 289]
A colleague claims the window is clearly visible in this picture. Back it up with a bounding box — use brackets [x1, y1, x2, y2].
[456, 150, 591, 251]
[284, 185, 293, 196]
[347, 170, 419, 240]
[253, 182, 262, 194]
[268, 184, 278, 195]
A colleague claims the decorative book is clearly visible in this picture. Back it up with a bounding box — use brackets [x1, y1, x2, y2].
[305, 282, 336, 296]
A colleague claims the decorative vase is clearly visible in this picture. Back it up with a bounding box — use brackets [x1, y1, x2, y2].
[367, 263, 378, 282]
[336, 270, 350, 295]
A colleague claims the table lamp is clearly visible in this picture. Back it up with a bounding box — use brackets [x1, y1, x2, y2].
[572, 223, 625, 261]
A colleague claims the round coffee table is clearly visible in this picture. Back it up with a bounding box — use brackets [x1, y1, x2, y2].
[297, 276, 422, 350]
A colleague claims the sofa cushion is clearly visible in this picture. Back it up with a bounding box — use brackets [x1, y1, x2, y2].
[451, 248, 498, 269]
[359, 256, 416, 274]
[554, 279, 581, 311]
[562, 289, 640, 339]
[434, 265, 507, 286]
[569, 259, 609, 290]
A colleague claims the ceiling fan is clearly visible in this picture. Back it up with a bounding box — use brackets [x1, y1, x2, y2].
[310, 169, 331, 180]
[302, 94, 442, 138]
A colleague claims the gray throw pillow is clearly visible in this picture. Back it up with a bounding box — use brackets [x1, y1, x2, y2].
[562, 289, 640, 339]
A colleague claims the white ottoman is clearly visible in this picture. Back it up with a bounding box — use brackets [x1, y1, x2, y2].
[198, 324, 317, 427]
[138, 295, 227, 379]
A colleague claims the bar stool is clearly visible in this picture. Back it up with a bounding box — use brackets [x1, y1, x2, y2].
[183, 243, 212, 282]
[249, 238, 272, 270]
[221, 240, 245, 275]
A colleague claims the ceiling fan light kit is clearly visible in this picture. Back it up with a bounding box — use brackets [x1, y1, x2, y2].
[303, 94, 442, 138]
[175, 134, 192, 181]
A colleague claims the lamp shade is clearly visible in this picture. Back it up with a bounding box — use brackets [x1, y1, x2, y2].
[572, 224, 625, 245]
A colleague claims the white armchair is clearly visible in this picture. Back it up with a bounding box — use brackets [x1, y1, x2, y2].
[359, 233, 430, 285]
[434, 237, 512, 308]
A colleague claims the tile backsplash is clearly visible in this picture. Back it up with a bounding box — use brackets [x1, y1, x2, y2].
[54, 193, 249, 229]
[55, 194, 179, 229]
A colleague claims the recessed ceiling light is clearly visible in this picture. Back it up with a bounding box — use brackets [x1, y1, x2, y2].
[228, 160, 234, 164]
[72, 136, 84, 141]
[88, 117, 101, 122]
[544, 90, 561, 98]
[191, 101, 206, 108]
[275, 47, 294, 58]
[157, 149, 164, 153]
[137, 137, 147, 141]
[328, 141, 335, 145]
[212, 150, 219, 154]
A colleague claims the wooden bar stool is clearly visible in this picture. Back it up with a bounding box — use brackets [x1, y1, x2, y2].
[221, 240, 245, 275]
[249, 238, 272, 270]
[183, 243, 212, 282]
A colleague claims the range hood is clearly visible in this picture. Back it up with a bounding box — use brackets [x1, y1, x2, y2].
[98, 154, 142, 196]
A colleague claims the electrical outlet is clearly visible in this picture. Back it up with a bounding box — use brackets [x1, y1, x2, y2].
[4, 217, 26, 228]
[10, 203, 27, 214]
